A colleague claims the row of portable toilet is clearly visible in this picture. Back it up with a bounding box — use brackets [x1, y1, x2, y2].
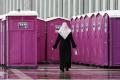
[24, 10, 120, 67]
[0, 11, 71, 68]
[1, 10, 120, 68]
[71, 10, 120, 67]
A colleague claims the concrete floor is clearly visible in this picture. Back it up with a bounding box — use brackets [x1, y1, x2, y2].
[0, 64, 120, 80]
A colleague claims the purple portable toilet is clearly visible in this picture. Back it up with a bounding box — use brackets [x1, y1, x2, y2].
[103, 10, 119, 67]
[93, 12, 98, 65]
[79, 15, 85, 64]
[37, 18, 46, 63]
[88, 13, 93, 65]
[89, 14, 97, 65]
[99, 12, 108, 66]
[71, 16, 81, 63]
[84, 14, 90, 64]
[46, 17, 70, 63]
[101, 10, 120, 67]
[96, 12, 104, 65]
[6, 11, 38, 68]
[102, 10, 117, 67]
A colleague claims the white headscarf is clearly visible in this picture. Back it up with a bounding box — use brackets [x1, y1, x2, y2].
[58, 22, 71, 39]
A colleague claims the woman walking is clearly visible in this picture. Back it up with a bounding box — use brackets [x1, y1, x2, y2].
[53, 22, 76, 72]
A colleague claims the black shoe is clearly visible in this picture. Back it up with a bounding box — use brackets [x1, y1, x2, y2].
[66, 68, 69, 71]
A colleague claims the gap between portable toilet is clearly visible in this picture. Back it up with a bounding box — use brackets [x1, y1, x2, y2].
[37, 18, 46, 63]
[1, 15, 7, 66]
[0, 16, 3, 65]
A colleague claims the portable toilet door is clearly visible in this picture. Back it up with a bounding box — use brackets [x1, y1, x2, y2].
[73, 17, 80, 63]
[89, 14, 96, 65]
[88, 14, 93, 65]
[6, 11, 38, 68]
[70, 17, 76, 63]
[101, 13, 109, 66]
[93, 14, 97, 65]
[84, 15, 90, 64]
[79, 16, 85, 64]
[37, 18, 46, 63]
[46, 17, 70, 63]
[96, 13, 103, 65]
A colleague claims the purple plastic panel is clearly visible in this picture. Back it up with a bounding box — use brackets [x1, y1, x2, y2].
[100, 13, 120, 67]
[6, 16, 37, 67]
[71, 17, 81, 63]
[46, 18, 70, 63]
[96, 13, 102, 65]
[37, 19, 46, 63]
[100, 13, 109, 66]
[88, 14, 96, 65]
[84, 15, 90, 64]
[79, 16, 85, 63]
[95, 13, 105, 66]
[70, 18, 76, 63]
[110, 17, 120, 66]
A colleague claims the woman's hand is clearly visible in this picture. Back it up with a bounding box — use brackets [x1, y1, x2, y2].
[52, 48, 54, 51]
[74, 49, 78, 55]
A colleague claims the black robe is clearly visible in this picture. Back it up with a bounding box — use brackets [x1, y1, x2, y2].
[53, 32, 76, 70]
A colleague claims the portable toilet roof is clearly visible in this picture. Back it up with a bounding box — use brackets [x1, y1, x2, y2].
[7, 11, 38, 16]
[45, 17, 69, 21]
[79, 14, 85, 19]
[105, 10, 120, 17]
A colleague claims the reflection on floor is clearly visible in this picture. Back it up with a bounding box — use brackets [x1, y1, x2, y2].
[0, 64, 120, 79]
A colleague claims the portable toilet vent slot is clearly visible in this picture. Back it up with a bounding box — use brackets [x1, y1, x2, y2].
[86, 18, 89, 31]
[71, 25, 74, 32]
[18, 21, 28, 29]
[76, 23, 79, 32]
[92, 22, 95, 31]
[98, 16, 101, 30]
[104, 16, 107, 32]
